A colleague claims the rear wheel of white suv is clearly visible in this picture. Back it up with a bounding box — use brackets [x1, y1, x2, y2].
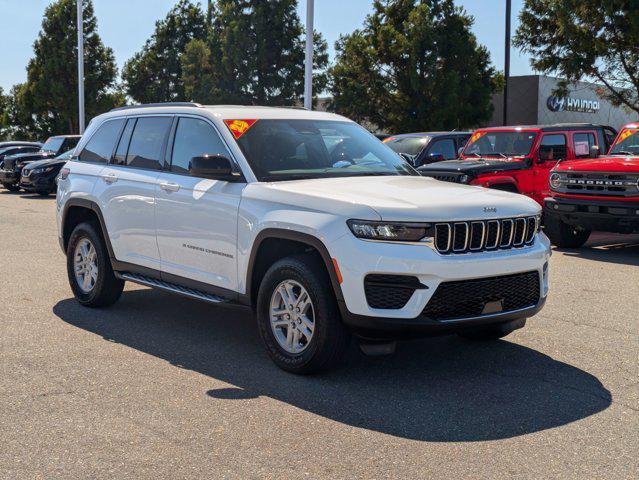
[256, 254, 350, 374]
[66, 222, 124, 308]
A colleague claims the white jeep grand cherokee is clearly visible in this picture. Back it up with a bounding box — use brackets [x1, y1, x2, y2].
[57, 103, 550, 373]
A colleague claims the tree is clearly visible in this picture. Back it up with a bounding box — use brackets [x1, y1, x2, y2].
[182, 0, 329, 106]
[122, 0, 208, 103]
[514, 0, 639, 115]
[0, 87, 8, 140]
[16, 0, 121, 137]
[328, 0, 497, 132]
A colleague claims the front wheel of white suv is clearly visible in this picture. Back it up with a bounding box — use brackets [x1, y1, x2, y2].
[66, 222, 124, 308]
[256, 254, 350, 374]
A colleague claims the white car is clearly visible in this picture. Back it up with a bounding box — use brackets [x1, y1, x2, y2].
[56, 103, 551, 374]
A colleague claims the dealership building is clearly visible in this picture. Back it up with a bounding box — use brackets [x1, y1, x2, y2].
[487, 75, 636, 131]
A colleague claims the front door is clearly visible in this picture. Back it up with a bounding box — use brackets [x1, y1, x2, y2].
[533, 133, 567, 204]
[155, 116, 243, 292]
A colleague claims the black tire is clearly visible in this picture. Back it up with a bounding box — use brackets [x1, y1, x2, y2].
[458, 318, 526, 341]
[544, 214, 591, 248]
[36, 189, 51, 196]
[2, 183, 20, 192]
[66, 221, 124, 308]
[256, 254, 350, 374]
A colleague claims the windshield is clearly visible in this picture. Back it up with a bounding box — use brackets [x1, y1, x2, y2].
[383, 136, 431, 156]
[464, 131, 537, 157]
[41, 137, 65, 153]
[610, 128, 639, 155]
[232, 120, 417, 181]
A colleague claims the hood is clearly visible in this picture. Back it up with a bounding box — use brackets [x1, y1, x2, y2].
[2, 151, 54, 169]
[245, 175, 540, 222]
[553, 155, 639, 174]
[419, 157, 530, 176]
[22, 157, 66, 171]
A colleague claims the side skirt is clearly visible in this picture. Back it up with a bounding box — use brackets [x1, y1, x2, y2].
[117, 272, 228, 305]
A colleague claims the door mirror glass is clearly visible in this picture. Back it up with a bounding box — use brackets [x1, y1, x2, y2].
[589, 145, 600, 158]
[189, 154, 237, 180]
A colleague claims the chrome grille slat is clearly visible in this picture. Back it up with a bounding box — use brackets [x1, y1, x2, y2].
[434, 216, 537, 255]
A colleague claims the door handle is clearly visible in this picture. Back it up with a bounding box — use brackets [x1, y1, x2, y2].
[159, 181, 180, 192]
[102, 173, 118, 184]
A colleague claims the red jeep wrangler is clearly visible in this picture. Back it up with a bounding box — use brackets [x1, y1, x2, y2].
[544, 122, 639, 247]
[418, 124, 617, 206]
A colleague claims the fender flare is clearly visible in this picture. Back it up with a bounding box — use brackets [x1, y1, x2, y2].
[473, 176, 519, 191]
[61, 198, 115, 259]
[244, 228, 345, 308]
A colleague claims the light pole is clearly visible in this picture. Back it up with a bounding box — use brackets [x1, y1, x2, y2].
[503, 0, 511, 126]
[304, 0, 314, 110]
[77, 0, 85, 134]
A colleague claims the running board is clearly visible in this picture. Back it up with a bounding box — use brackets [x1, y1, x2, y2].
[119, 272, 227, 304]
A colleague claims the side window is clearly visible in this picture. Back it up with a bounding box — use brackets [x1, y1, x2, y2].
[429, 139, 456, 159]
[113, 118, 136, 165]
[78, 119, 124, 163]
[170, 117, 232, 173]
[538, 134, 567, 161]
[125, 117, 173, 170]
[573, 132, 597, 158]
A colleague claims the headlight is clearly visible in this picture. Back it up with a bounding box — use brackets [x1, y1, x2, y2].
[549, 172, 562, 190]
[347, 220, 433, 242]
[459, 174, 469, 184]
[33, 167, 54, 174]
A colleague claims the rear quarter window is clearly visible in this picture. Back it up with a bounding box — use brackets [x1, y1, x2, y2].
[78, 119, 125, 163]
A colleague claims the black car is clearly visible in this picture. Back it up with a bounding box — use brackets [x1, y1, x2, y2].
[383, 132, 472, 167]
[20, 149, 74, 196]
[0, 135, 80, 191]
[0, 145, 43, 166]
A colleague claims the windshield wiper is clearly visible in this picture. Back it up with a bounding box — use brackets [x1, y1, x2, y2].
[612, 150, 635, 156]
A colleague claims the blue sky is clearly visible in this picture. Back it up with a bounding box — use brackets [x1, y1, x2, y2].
[0, 0, 533, 92]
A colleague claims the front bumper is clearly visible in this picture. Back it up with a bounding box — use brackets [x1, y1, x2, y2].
[20, 173, 56, 192]
[544, 196, 639, 234]
[328, 232, 551, 334]
[0, 169, 18, 185]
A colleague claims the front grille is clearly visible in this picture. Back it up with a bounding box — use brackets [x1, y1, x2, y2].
[422, 271, 540, 320]
[364, 274, 424, 309]
[434, 216, 538, 254]
[555, 172, 639, 197]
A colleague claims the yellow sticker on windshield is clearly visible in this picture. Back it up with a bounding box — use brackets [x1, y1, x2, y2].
[469, 131, 485, 144]
[617, 128, 638, 143]
[225, 119, 257, 139]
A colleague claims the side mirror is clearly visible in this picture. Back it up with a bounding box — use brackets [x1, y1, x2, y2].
[189, 155, 240, 181]
[537, 150, 550, 162]
[428, 153, 444, 163]
[457, 147, 464, 156]
[589, 145, 600, 158]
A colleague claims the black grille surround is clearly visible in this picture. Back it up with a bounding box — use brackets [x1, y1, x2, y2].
[422, 271, 540, 321]
[434, 216, 538, 254]
[364, 274, 426, 309]
[552, 171, 639, 197]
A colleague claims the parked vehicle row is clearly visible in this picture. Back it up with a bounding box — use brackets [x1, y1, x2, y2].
[3, 105, 634, 374]
[0, 135, 80, 194]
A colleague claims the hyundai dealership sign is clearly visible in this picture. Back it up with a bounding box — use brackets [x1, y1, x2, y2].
[546, 95, 600, 114]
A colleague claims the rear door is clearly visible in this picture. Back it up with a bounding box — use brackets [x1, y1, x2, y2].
[571, 131, 599, 159]
[155, 116, 243, 292]
[93, 115, 172, 271]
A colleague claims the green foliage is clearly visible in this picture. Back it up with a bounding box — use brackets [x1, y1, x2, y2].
[4, 0, 120, 139]
[328, 0, 496, 132]
[122, 0, 208, 103]
[514, 0, 639, 114]
[0, 87, 8, 140]
[181, 0, 328, 106]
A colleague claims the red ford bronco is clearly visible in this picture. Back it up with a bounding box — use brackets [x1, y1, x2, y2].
[418, 124, 617, 206]
[544, 122, 639, 247]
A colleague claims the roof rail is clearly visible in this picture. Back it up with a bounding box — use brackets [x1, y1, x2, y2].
[110, 102, 202, 112]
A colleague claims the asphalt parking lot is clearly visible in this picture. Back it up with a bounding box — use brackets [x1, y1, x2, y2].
[0, 190, 637, 479]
